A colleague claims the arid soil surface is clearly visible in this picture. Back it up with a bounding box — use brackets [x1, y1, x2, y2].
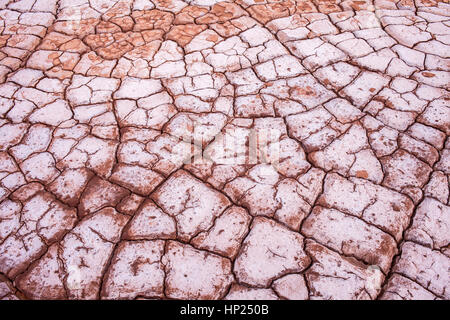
[0, 0, 449, 300]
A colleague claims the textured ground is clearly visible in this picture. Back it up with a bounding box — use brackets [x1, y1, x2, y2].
[0, 0, 449, 300]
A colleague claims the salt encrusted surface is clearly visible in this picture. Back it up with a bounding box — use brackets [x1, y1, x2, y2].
[0, 0, 449, 300]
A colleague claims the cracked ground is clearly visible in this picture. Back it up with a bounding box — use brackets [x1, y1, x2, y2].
[0, 0, 449, 301]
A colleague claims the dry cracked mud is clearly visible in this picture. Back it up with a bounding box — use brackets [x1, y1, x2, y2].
[0, 0, 449, 300]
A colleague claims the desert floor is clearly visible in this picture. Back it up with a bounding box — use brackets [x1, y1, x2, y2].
[0, 0, 449, 300]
